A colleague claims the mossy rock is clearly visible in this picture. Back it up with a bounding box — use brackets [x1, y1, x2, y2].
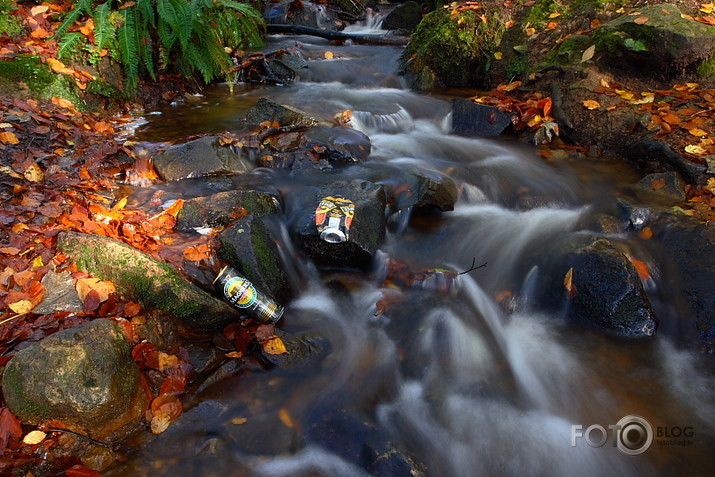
[2, 319, 147, 439]
[176, 189, 280, 230]
[56, 231, 240, 329]
[0, 54, 82, 107]
[593, 3, 715, 77]
[402, 7, 505, 89]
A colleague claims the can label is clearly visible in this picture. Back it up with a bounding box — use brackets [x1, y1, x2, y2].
[223, 277, 257, 308]
[315, 196, 354, 243]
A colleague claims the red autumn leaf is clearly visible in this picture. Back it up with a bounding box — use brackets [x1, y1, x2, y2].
[124, 301, 142, 317]
[82, 289, 101, 313]
[159, 375, 186, 396]
[150, 394, 182, 420]
[0, 407, 23, 451]
[182, 243, 211, 261]
[651, 178, 666, 190]
[65, 464, 101, 477]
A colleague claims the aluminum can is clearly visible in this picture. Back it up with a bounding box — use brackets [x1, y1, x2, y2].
[315, 196, 355, 243]
[214, 266, 284, 324]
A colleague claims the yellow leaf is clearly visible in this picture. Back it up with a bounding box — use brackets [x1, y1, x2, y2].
[688, 128, 708, 137]
[157, 352, 180, 370]
[23, 430, 46, 445]
[47, 58, 75, 75]
[150, 414, 171, 434]
[525, 27, 536, 36]
[582, 99, 601, 110]
[75, 277, 116, 303]
[9, 299, 34, 314]
[263, 337, 288, 355]
[630, 93, 655, 104]
[0, 131, 19, 144]
[503, 80, 522, 92]
[324, 51, 334, 59]
[113, 196, 128, 211]
[706, 177, 715, 195]
[30, 5, 49, 15]
[0, 123, 12, 128]
[685, 144, 707, 155]
[24, 163, 44, 183]
[548, 12, 561, 18]
[494, 51, 503, 60]
[31, 256, 44, 269]
[231, 417, 248, 425]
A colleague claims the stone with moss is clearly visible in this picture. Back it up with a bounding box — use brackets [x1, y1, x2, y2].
[0, 54, 82, 107]
[1, 319, 148, 440]
[402, 6, 506, 89]
[56, 231, 240, 329]
[218, 215, 293, 304]
[593, 3, 715, 77]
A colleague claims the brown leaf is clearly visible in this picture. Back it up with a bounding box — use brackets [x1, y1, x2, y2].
[634, 16, 649, 24]
[650, 178, 666, 190]
[76, 277, 116, 303]
[0, 131, 19, 144]
[0, 408, 22, 451]
[564, 267, 577, 299]
[183, 243, 211, 261]
[582, 99, 601, 110]
[661, 113, 681, 125]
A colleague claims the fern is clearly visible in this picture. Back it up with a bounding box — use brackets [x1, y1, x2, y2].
[118, 7, 139, 91]
[55, 0, 92, 38]
[93, 1, 114, 52]
[56, 32, 86, 61]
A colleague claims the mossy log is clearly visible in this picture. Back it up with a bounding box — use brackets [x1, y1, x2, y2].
[57, 231, 239, 330]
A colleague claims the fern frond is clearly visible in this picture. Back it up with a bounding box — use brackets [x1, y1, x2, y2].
[94, 1, 116, 52]
[55, 0, 92, 38]
[157, 0, 181, 49]
[184, 41, 214, 83]
[217, 0, 264, 21]
[138, 19, 155, 80]
[56, 32, 86, 61]
[118, 7, 139, 91]
[137, 0, 156, 27]
[169, 0, 192, 51]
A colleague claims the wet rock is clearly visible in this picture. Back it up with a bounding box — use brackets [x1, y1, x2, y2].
[290, 180, 387, 269]
[33, 270, 84, 314]
[176, 189, 280, 231]
[186, 343, 224, 377]
[626, 139, 708, 184]
[646, 213, 715, 352]
[268, 52, 309, 83]
[57, 231, 240, 330]
[2, 319, 147, 439]
[303, 127, 372, 164]
[531, 235, 658, 338]
[331, 0, 367, 20]
[451, 99, 516, 137]
[133, 311, 181, 351]
[245, 97, 321, 129]
[260, 331, 331, 373]
[226, 411, 302, 455]
[384, 1, 423, 33]
[593, 4, 715, 78]
[264, 2, 344, 31]
[305, 408, 420, 476]
[345, 162, 459, 212]
[636, 171, 687, 201]
[152, 136, 254, 182]
[217, 215, 293, 304]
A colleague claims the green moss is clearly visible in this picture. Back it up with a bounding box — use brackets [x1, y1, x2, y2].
[86, 77, 125, 100]
[0, 54, 83, 108]
[250, 220, 283, 291]
[697, 53, 715, 77]
[404, 8, 505, 88]
[524, 0, 564, 24]
[0, 0, 23, 38]
[2, 363, 52, 420]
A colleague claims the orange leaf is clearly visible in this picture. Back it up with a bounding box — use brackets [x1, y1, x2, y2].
[688, 128, 708, 137]
[76, 277, 116, 303]
[525, 27, 536, 36]
[638, 227, 653, 240]
[0, 131, 18, 144]
[164, 199, 185, 217]
[590, 19, 601, 29]
[650, 178, 666, 190]
[263, 337, 288, 355]
[634, 16, 649, 24]
[661, 113, 681, 125]
[30, 28, 51, 38]
[627, 255, 651, 281]
[564, 267, 577, 299]
[51, 96, 75, 110]
[182, 243, 211, 262]
[47, 58, 75, 75]
[582, 100, 601, 110]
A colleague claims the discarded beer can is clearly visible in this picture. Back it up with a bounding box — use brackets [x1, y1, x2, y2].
[315, 196, 354, 243]
[214, 266, 284, 324]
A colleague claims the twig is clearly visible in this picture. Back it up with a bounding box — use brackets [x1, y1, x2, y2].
[458, 257, 487, 275]
[41, 427, 115, 450]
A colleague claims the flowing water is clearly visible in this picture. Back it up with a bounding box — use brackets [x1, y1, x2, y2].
[113, 13, 715, 477]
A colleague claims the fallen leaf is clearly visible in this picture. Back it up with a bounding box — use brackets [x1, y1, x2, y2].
[279, 408, 294, 428]
[0, 131, 19, 144]
[582, 99, 601, 110]
[502, 80, 522, 92]
[263, 337, 288, 355]
[324, 51, 334, 59]
[30, 5, 49, 15]
[685, 144, 707, 155]
[164, 199, 184, 216]
[590, 19, 601, 29]
[24, 163, 44, 182]
[22, 430, 46, 445]
[581, 44, 595, 62]
[8, 299, 34, 314]
[634, 16, 649, 24]
[0, 408, 22, 451]
[627, 255, 651, 281]
[47, 58, 75, 75]
[661, 113, 681, 125]
[183, 243, 211, 261]
[688, 128, 708, 137]
[150, 414, 171, 434]
[564, 267, 576, 299]
[638, 227, 653, 239]
[76, 277, 116, 303]
[494, 51, 503, 60]
[548, 12, 561, 18]
[51, 96, 75, 110]
[64, 465, 101, 477]
[231, 417, 248, 425]
[525, 27, 536, 36]
[650, 178, 666, 190]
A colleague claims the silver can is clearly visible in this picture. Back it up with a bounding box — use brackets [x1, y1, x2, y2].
[214, 266, 284, 324]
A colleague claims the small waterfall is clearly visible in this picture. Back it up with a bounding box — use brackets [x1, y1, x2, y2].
[343, 10, 386, 34]
[351, 106, 415, 135]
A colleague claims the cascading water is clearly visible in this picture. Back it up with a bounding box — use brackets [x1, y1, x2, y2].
[115, 24, 715, 477]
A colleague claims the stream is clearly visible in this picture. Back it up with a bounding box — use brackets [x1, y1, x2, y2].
[111, 13, 715, 477]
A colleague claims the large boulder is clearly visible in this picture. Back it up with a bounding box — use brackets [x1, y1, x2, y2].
[289, 179, 387, 269]
[451, 99, 517, 137]
[401, 6, 506, 89]
[217, 215, 293, 304]
[645, 212, 715, 352]
[593, 4, 715, 78]
[2, 319, 147, 439]
[176, 189, 280, 231]
[152, 136, 254, 182]
[530, 235, 658, 338]
[56, 231, 240, 330]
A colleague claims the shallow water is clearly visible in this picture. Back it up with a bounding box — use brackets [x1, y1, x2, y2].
[113, 13, 715, 477]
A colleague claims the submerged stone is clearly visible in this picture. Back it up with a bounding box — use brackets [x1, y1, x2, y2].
[152, 136, 254, 182]
[176, 189, 281, 230]
[452, 99, 516, 137]
[245, 97, 321, 129]
[2, 319, 147, 439]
